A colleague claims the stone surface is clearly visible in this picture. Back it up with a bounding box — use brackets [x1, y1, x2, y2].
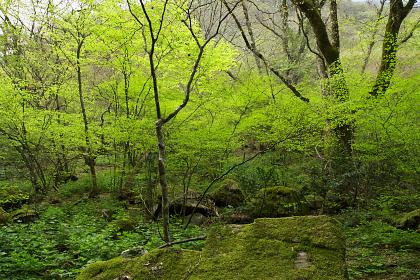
[154, 192, 219, 218]
[183, 213, 206, 226]
[121, 247, 148, 259]
[398, 208, 420, 230]
[0, 207, 10, 224]
[77, 216, 347, 280]
[210, 179, 245, 207]
[247, 186, 308, 218]
[10, 206, 38, 223]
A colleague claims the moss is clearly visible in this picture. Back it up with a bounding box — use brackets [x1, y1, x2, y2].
[77, 249, 201, 280]
[78, 216, 347, 280]
[398, 208, 420, 230]
[0, 207, 10, 224]
[210, 179, 245, 207]
[247, 186, 308, 218]
[111, 217, 137, 232]
[10, 206, 38, 223]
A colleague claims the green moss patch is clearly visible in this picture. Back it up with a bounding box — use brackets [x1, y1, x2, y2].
[77, 215, 347, 280]
[247, 186, 308, 218]
[398, 208, 420, 230]
[210, 179, 245, 207]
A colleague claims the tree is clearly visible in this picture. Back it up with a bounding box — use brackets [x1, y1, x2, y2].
[0, 0, 63, 192]
[370, 0, 417, 96]
[51, 2, 101, 197]
[127, 0, 236, 242]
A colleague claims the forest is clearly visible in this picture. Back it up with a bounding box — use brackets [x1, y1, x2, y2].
[0, 0, 419, 279]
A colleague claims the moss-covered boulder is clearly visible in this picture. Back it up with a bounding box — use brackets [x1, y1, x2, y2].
[0, 207, 10, 224]
[398, 209, 420, 230]
[111, 217, 137, 232]
[154, 191, 219, 218]
[305, 194, 324, 214]
[77, 216, 347, 280]
[248, 186, 308, 218]
[0, 185, 30, 210]
[10, 206, 38, 223]
[210, 179, 245, 207]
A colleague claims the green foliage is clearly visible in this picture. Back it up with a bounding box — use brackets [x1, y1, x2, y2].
[0, 185, 30, 210]
[342, 209, 420, 280]
[0, 207, 10, 224]
[0, 195, 205, 279]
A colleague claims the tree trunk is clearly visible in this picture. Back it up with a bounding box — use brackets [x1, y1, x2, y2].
[76, 39, 98, 197]
[361, 0, 385, 74]
[292, 0, 352, 155]
[242, 1, 262, 72]
[370, 0, 416, 96]
[145, 152, 156, 217]
[156, 121, 170, 242]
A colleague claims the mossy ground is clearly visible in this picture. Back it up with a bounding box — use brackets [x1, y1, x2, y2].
[78, 216, 347, 280]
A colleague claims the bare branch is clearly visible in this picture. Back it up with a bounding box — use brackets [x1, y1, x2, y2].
[158, 235, 206, 249]
[223, 0, 309, 102]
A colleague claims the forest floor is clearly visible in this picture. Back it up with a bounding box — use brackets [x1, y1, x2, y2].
[0, 177, 419, 279]
[341, 211, 420, 280]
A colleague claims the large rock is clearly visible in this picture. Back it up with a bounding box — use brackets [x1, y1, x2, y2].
[0, 207, 10, 225]
[77, 216, 347, 280]
[210, 179, 245, 207]
[10, 206, 38, 223]
[247, 186, 308, 218]
[398, 209, 420, 230]
[154, 192, 219, 218]
[121, 247, 148, 259]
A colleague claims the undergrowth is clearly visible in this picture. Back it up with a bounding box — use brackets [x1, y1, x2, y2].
[0, 195, 205, 279]
[341, 207, 420, 280]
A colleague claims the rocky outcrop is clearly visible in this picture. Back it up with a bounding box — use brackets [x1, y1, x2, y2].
[0, 207, 10, 224]
[77, 216, 347, 280]
[247, 186, 308, 218]
[10, 206, 38, 223]
[210, 179, 245, 208]
[154, 192, 219, 218]
[121, 247, 148, 259]
[398, 209, 420, 230]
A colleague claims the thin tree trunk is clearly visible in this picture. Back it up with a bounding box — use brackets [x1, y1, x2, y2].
[156, 121, 170, 242]
[76, 39, 98, 197]
[242, 1, 262, 72]
[361, 0, 385, 74]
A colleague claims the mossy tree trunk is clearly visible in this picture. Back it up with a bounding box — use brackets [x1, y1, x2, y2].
[370, 0, 417, 96]
[292, 0, 352, 157]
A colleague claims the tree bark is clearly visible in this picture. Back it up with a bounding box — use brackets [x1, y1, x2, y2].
[76, 39, 98, 197]
[292, 0, 352, 155]
[361, 0, 386, 74]
[156, 121, 170, 242]
[242, 1, 262, 72]
[370, 0, 416, 96]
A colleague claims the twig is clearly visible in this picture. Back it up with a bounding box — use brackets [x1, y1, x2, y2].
[158, 235, 207, 249]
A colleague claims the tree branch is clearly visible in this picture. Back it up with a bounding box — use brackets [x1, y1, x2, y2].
[158, 235, 206, 249]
